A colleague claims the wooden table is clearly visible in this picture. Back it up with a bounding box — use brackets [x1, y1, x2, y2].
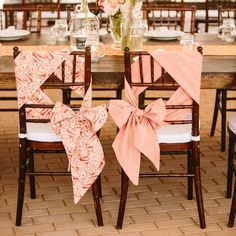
[0, 33, 236, 90]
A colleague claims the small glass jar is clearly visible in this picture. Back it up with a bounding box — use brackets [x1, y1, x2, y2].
[69, 0, 100, 50]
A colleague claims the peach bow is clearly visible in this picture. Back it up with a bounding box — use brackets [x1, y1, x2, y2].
[109, 80, 166, 185]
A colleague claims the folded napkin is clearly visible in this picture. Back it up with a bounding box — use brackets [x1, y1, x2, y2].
[109, 50, 202, 185]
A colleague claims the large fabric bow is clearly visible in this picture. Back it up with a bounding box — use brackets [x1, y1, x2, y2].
[50, 93, 107, 203]
[109, 80, 166, 185]
[109, 50, 202, 185]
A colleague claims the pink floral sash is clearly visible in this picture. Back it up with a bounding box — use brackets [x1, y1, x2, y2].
[14, 50, 108, 203]
[109, 50, 202, 185]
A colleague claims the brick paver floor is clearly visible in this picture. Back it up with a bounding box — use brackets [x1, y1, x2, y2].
[0, 89, 236, 235]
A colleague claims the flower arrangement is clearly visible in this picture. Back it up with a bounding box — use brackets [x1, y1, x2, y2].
[98, 0, 142, 49]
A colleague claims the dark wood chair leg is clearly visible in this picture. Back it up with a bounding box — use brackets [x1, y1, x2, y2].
[228, 180, 236, 227]
[16, 139, 27, 226]
[28, 149, 36, 199]
[221, 90, 227, 152]
[210, 89, 221, 137]
[91, 177, 103, 226]
[97, 174, 102, 198]
[116, 168, 129, 229]
[116, 89, 122, 99]
[192, 141, 206, 229]
[188, 150, 193, 200]
[227, 134, 234, 198]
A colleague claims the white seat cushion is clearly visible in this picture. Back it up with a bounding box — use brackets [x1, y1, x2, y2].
[157, 124, 192, 143]
[229, 115, 236, 135]
[19, 123, 61, 142]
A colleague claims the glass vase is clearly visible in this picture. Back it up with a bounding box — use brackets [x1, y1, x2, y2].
[121, 0, 143, 51]
[109, 15, 122, 49]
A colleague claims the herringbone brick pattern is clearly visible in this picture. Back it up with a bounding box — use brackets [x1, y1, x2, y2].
[0, 89, 236, 235]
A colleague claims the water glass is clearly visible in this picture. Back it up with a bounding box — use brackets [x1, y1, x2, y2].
[130, 24, 144, 51]
[51, 19, 68, 42]
[180, 33, 196, 51]
[85, 40, 105, 62]
[218, 19, 235, 43]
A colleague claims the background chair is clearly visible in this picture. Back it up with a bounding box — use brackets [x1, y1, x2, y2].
[210, 6, 236, 152]
[21, 0, 61, 25]
[116, 47, 205, 229]
[0, 6, 42, 33]
[0, 6, 42, 114]
[13, 47, 103, 227]
[226, 115, 236, 227]
[195, 0, 235, 32]
[143, 5, 196, 33]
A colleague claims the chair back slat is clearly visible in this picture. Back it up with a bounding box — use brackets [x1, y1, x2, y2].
[72, 54, 76, 83]
[138, 55, 144, 84]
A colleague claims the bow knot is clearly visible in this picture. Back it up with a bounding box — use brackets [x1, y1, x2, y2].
[109, 82, 166, 185]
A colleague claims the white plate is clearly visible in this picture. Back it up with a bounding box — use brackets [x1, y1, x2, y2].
[0, 29, 30, 41]
[144, 29, 185, 41]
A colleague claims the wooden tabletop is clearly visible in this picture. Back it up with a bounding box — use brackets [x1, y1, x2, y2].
[0, 33, 236, 90]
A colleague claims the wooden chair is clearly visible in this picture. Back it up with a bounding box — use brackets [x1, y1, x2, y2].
[13, 47, 103, 227]
[195, 0, 235, 32]
[0, 6, 42, 113]
[116, 47, 206, 229]
[143, 5, 196, 33]
[22, 0, 61, 24]
[210, 6, 236, 152]
[0, 6, 42, 33]
[226, 115, 236, 227]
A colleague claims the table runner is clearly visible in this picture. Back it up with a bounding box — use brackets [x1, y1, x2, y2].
[2, 44, 236, 56]
[14, 49, 108, 203]
[109, 50, 202, 185]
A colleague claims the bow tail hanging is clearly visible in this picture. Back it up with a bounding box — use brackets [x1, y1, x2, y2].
[134, 120, 161, 172]
[112, 116, 142, 186]
[50, 102, 106, 203]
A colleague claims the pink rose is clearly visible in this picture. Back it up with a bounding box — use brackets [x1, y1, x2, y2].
[98, 0, 105, 9]
[108, 0, 119, 10]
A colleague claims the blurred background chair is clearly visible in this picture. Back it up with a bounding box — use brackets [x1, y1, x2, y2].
[0, 6, 42, 32]
[226, 115, 236, 227]
[21, 0, 61, 26]
[210, 6, 236, 152]
[13, 47, 104, 227]
[143, 5, 196, 33]
[0, 6, 42, 113]
[195, 0, 235, 32]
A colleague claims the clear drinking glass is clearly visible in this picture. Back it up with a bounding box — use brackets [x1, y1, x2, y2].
[85, 41, 105, 62]
[130, 24, 144, 51]
[180, 33, 196, 51]
[51, 19, 68, 42]
[218, 18, 236, 43]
